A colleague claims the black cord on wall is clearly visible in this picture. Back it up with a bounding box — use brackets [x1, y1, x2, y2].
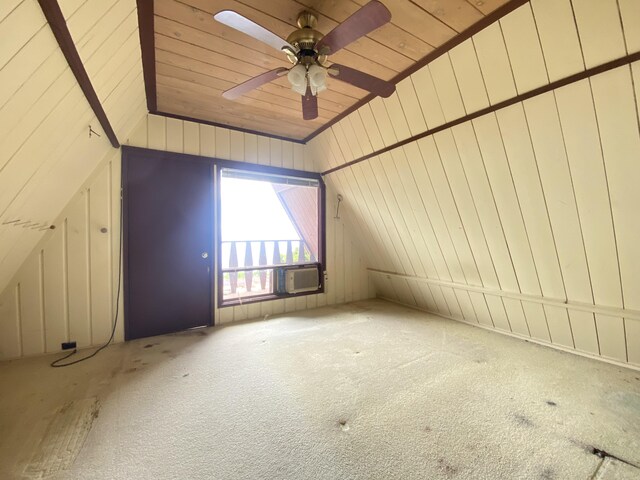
[50, 194, 123, 368]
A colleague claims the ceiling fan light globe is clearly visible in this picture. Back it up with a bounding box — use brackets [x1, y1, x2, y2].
[291, 82, 307, 96]
[287, 64, 307, 87]
[308, 64, 326, 89]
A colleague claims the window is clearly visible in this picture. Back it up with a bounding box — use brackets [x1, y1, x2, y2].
[218, 167, 324, 306]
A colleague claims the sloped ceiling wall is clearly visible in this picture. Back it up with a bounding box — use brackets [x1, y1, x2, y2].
[307, 0, 640, 368]
[0, 0, 146, 293]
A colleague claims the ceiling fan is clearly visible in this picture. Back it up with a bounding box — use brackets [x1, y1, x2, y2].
[213, 1, 395, 121]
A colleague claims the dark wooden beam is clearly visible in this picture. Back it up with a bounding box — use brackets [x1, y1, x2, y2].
[137, 0, 157, 112]
[38, 0, 120, 148]
[303, 0, 531, 143]
[322, 51, 640, 176]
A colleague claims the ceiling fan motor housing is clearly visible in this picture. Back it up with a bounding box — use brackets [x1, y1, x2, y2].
[287, 12, 324, 60]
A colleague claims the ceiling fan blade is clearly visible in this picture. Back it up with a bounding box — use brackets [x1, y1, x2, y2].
[328, 64, 395, 98]
[214, 10, 295, 53]
[223, 68, 289, 100]
[302, 87, 318, 120]
[315, 1, 391, 55]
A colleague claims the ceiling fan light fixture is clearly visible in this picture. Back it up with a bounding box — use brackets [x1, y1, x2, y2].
[291, 81, 307, 96]
[308, 64, 327, 93]
[287, 64, 307, 87]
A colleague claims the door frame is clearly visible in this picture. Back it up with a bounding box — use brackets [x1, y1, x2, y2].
[121, 145, 325, 334]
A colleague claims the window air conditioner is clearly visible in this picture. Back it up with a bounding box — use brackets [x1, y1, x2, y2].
[275, 265, 321, 294]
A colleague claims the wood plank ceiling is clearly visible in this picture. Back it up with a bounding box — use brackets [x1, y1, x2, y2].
[151, 0, 512, 141]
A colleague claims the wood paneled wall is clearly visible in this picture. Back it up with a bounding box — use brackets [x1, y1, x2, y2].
[0, 0, 146, 295]
[0, 114, 370, 360]
[308, 0, 640, 369]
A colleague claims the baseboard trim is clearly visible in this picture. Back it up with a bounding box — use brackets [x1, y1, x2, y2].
[377, 295, 640, 373]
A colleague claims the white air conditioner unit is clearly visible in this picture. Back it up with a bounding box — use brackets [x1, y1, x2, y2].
[284, 266, 320, 294]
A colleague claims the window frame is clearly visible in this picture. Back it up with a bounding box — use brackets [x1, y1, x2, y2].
[215, 160, 326, 308]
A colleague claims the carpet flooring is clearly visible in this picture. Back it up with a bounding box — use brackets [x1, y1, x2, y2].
[0, 299, 639, 479]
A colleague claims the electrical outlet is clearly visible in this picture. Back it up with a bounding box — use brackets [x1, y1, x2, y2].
[61, 341, 77, 350]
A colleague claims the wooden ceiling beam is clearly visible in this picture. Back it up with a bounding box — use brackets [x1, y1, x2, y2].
[38, 0, 120, 148]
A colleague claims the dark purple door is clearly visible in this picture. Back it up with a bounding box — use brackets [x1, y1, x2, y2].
[123, 148, 213, 340]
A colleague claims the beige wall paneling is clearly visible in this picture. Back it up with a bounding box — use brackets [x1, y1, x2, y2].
[418, 279, 439, 311]
[395, 77, 428, 137]
[381, 92, 411, 143]
[523, 93, 593, 304]
[440, 286, 463, 320]
[572, 0, 626, 68]
[325, 144, 383, 273]
[499, 3, 548, 93]
[405, 142, 465, 283]
[428, 54, 466, 121]
[330, 126, 387, 268]
[346, 110, 376, 159]
[386, 150, 438, 278]
[350, 163, 404, 273]
[0, 0, 45, 69]
[502, 297, 530, 337]
[406, 278, 429, 311]
[410, 66, 447, 130]
[368, 97, 398, 147]
[472, 22, 517, 104]
[147, 114, 167, 150]
[166, 117, 184, 153]
[568, 310, 599, 356]
[417, 137, 482, 286]
[269, 138, 281, 167]
[295, 144, 307, 172]
[215, 127, 231, 159]
[543, 305, 574, 349]
[357, 104, 386, 153]
[0, 24, 57, 112]
[448, 39, 490, 114]
[468, 291, 493, 327]
[390, 276, 416, 307]
[395, 147, 451, 281]
[232, 130, 248, 163]
[369, 155, 421, 276]
[450, 122, 519, 293]
[88, 161, 113, 345]
[0, 285, 20, 359]
[428, 284, 450, 316]
[0, 0, 24, 23]
[495, 105, 566, 299]
[530, 0, 584, 82]
[418, 282, 439, 312]
[281, 140, 293, 169]
[183, 119, 200, 155]
[626, 318, 640, 366]
[591, 67, 640, 311]
[336, 169, 388, 272]
[200, 124, 216, 157]
[484, 294, 511, 332]
[433, 130, 499, 289]
[332, 124, 389, 267]
[360, 160, 415, 275]
[66, 186, 92, 348]
[454, 289, 477, 323]
[18, 254, 45, 356]
[520, 301, 550, 342]
[619, 0, 640, 53]
[43, 224, 67, 353]
[554, 80, 622, 309]
[334, 216, 345, 305]
[595, 314, 627, 362]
